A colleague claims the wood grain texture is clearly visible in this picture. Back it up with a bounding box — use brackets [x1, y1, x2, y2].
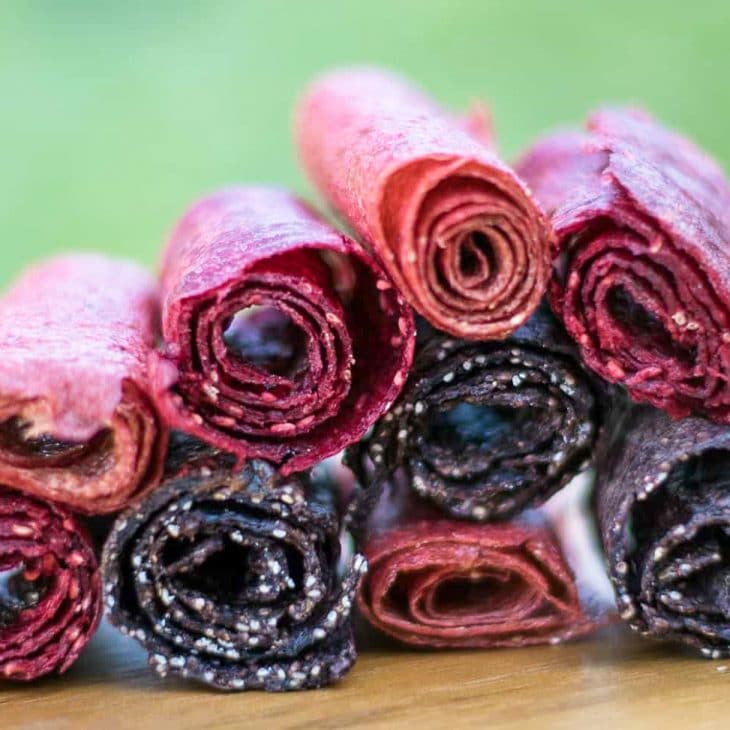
[1, 621, 728, 730]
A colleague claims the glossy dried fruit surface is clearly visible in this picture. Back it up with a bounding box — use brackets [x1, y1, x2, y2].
[356, 481, 596, 648]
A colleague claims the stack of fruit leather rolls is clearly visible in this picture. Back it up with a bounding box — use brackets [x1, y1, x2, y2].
[0, 254, 166, 679]
[346, 308, 609, 648]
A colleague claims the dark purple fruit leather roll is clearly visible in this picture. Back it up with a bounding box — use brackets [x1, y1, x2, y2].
[595, 399, 730, 657]
[102, 436, 365, 691]
[346, 307, 601, 534]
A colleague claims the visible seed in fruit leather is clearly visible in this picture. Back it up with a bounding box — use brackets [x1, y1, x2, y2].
[102, 436, 366, 691]
[0, 488, 102, 680]
[152, 186, 414, 474]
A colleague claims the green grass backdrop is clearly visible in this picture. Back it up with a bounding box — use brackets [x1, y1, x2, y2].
[2, 0, 729, 286]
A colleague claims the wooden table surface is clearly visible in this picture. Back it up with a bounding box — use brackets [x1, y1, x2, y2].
[2, 621, 728, 729]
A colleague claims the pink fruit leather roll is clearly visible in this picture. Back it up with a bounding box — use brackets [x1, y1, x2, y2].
[0, 254, 167, 514]
[296, 67, 553, 340]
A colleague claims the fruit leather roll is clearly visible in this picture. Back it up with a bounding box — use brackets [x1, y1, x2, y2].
[595, 400, 730, 657]
[0, 254, 167, 514]
[0, 488, 102, 680]
[517, 108, 730, 422]
[296, 67, 553, 340]
[345, 307, 601, 532]
[354, 473, 605, 649]
[102, 436, 366, 691]
[152, 186, 414, 474]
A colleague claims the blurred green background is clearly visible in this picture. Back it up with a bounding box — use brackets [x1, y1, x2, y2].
[2, 0, 729, 287]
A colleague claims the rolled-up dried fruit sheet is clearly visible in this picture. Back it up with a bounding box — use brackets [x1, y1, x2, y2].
[346, 307, 600, 532]
[0, 488, 102, 680]
[355, 475, 604, 649]
[296, 68, 553, 340]
[517, 108, 730, 421]
[152, 186, 414, 474]
[0, 254, 167, 514]
[596, 400, 730, 657]
[102, 437, 365, 691]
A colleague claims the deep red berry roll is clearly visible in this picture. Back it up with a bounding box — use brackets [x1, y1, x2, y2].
[152, 186, 414, 474]
[518, 109, 730, 421]
[0, 488, 102, 680]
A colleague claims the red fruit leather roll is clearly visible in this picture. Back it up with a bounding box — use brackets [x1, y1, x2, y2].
[356, 475, 605, 649]
[517, 108, 730, 422]
[296, 68, 553, 340]
[152, 186, 414, 473]
[0, 254, 167, 514]
[0, 487, 102, 681]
